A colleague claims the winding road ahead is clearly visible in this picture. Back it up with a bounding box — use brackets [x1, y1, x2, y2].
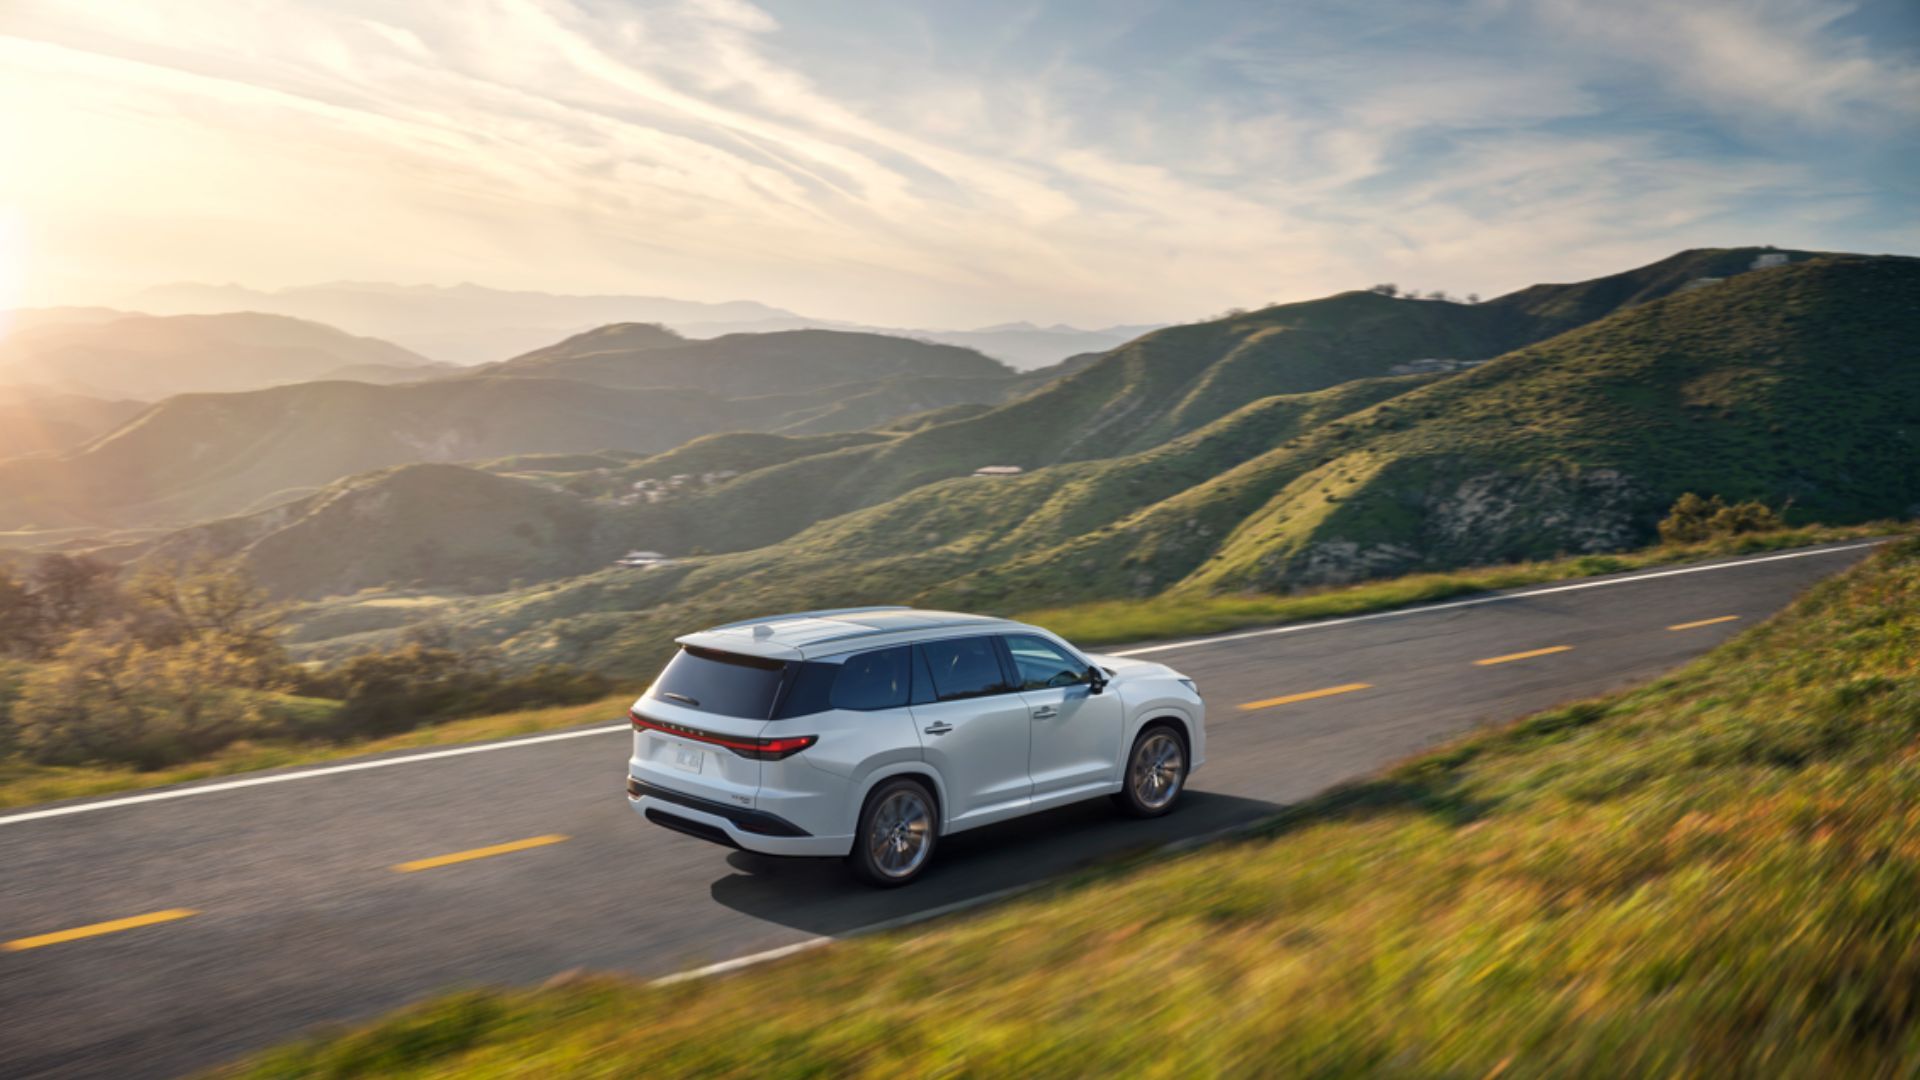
[0, 541, 1879, 1078]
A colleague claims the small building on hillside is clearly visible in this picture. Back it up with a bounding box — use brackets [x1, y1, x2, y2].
[973, 465, 1024, 477]
[614, 550, 672, 568]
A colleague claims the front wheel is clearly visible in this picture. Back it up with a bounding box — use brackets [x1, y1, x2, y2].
[1112, 725, 1187, 818]
[848, 777, 938, 887]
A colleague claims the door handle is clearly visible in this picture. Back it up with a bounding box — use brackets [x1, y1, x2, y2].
[923, 721, 954, 735]
[1030, 706, 1059, 720]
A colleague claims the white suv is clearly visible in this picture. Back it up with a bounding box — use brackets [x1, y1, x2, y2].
[626, 607, 1206, 885]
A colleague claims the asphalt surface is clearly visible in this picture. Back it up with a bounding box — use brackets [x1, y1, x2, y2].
[0, 541, 1880, 1078]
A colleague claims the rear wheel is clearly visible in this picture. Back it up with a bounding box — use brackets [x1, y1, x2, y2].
[849, 777, 938, 887]
[1112, 725, 1187, 818]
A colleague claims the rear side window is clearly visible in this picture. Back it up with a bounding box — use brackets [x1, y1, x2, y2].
[650, 646, 789, 719]
[917, 636, 1014, 701]
[831, 646, 912, 711]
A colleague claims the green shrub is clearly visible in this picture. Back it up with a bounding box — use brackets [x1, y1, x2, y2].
[1657, 492, 1785, 544]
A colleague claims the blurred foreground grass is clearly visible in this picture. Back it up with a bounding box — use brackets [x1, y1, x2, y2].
[229, 536, 1920, 1076]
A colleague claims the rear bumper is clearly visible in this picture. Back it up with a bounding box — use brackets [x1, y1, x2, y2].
[627, 776, 850, 857]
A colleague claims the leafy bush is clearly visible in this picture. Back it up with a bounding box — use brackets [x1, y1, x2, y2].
[0, 553, 610, 770]
[12, 630, 275, 769]
[1657, 492, 1784, 544]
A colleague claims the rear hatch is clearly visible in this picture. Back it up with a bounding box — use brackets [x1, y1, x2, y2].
[630, 645, 792, 808]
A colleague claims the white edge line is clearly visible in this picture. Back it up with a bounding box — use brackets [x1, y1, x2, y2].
[645, 819, 1266, 989]
[0, 540, 1883, 828]
[0, 723, 631, 827]
[1105, 541, 1884, 659]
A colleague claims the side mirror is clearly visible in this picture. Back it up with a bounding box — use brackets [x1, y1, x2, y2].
[1087, 666, 1108, 694]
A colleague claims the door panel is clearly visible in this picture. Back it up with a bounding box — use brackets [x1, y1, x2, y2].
[1019, 686, 1123, 797]
[1002, 633, 1122, 799]
[909, 696, 1033, 826]
[911, 637, 1032, 829]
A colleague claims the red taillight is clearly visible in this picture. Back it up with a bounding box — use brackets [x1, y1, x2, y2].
[630, 710, 817, 760]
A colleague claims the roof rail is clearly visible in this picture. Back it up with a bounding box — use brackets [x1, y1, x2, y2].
[705, 605, 913, 632]
[808, 613, 1003, 647]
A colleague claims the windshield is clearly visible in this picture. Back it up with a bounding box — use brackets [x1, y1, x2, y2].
[648, 646, 790, 719]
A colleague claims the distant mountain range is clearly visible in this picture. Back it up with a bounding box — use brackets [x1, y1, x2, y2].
[0, 310, 453, 399]
[0, 329, 1048, 529]
[121, 280, 1160, 369]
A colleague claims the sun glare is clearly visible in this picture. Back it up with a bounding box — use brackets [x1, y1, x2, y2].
[0, 209, 22, 332]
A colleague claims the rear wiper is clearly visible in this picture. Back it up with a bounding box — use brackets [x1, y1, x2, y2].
[661, 692, 700, 707]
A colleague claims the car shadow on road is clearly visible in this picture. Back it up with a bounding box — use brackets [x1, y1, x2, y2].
[707, 790, 1282, 938]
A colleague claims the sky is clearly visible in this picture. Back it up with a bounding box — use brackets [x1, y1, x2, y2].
[1, 0, 1916, 328]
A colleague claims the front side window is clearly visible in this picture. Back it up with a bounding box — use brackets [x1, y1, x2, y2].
[918, 636, 1014, 701]
[649, 646, 789, 719]
[831, 646, 912, 711]
[1003, 633, 1089, 690]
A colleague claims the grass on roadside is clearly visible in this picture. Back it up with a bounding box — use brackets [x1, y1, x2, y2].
[0, 694, 630, 810]
[232, 536, 1920, 1078]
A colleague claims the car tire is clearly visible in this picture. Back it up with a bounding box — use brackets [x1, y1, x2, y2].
[849, 777, 939, 887]
[1112, 723, 1188, 818]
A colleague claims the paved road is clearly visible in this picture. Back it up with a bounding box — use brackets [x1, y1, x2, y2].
[0, 542, 1879, 1078]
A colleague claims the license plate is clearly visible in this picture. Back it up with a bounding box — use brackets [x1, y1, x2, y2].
[672, 744, 703, 773]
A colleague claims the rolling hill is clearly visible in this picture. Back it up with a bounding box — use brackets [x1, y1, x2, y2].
[0, 312, 446, 399]
[0, 331, 1039, 530]
[137, 464, 643, 599]
[0, 389, 146, 459]
[125, 281, 801, 366]
[260, 250, 1917, 672]
[136, 432, 910, 599]
[485, 327, 1012, 393]
[467, 247, 1813, 563]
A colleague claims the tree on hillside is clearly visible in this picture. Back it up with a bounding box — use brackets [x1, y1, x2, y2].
[123, 554, 287, 686]
[27, 553, 117, 634]
[1369, 283, 1400, 297]
[0, 570, 42, 656]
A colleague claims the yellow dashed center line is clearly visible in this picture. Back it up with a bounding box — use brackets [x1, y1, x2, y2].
[4, 909, 199, 951]
[392, 834, 570, 873]
[1668, 615, 1740, 631]
[1473, 645, 1573, 666]
[1239, 682, 1373, 711]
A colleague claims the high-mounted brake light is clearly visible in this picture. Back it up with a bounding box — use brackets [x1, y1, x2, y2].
[630, 710, 817, 760]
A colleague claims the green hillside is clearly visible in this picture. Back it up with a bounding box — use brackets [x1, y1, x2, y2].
[546, 247, 1821, 559]
[134, 431, 916, 600]
[138, 464, 650, 598]
[488, 328, 1013, 393]
[271, 252, 1917, 671]
[0, 331, 1042, 531]
[0, 378, 759, 529]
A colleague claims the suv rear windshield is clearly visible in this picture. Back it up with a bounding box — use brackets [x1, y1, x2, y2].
[649, 646, 790, 719]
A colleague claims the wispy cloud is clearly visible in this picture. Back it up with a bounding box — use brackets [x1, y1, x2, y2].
[1, 0, 1913, 325]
